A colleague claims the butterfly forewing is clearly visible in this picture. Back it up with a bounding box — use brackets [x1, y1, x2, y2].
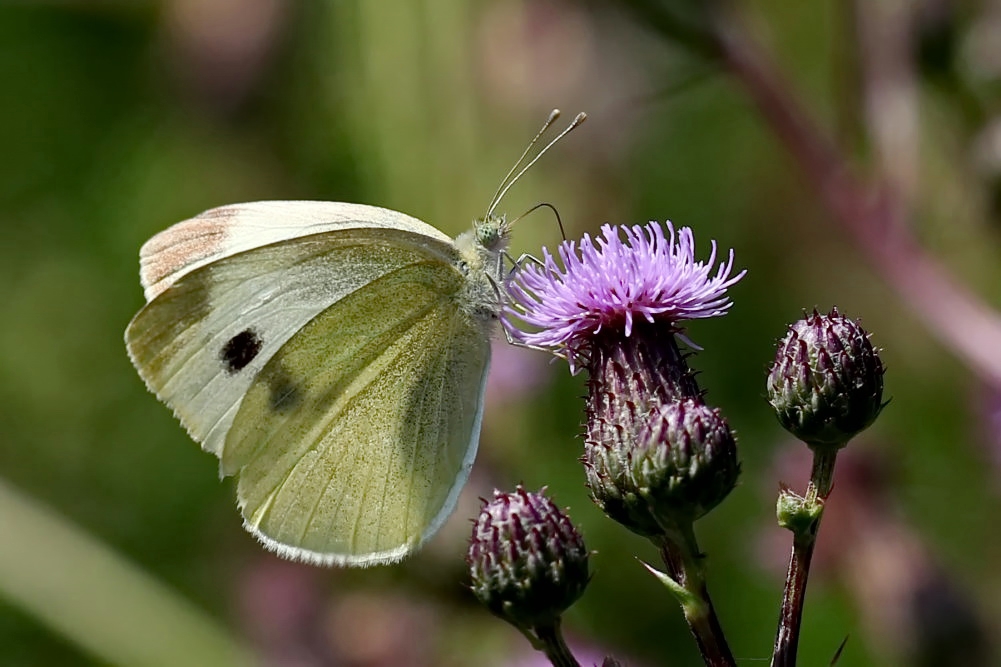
[126, 219, 460, 459]
[138, 201, 454, 300]
[225, 260, 491, 565]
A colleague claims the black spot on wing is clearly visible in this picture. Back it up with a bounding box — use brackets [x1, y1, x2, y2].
[266, 366, 302, 413]
[221, 329, 263, 374]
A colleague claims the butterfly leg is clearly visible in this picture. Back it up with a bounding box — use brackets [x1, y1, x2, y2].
[504, 252, 545, 276]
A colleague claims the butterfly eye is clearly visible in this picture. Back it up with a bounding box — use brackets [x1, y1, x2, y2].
[475, 219, 509, 252]
[221, 329, 263, 374]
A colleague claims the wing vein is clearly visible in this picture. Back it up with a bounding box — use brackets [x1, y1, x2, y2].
[396, 317, 441, 547]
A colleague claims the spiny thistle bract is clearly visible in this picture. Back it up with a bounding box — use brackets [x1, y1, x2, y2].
[768, 308, 885, 449]
[467, 487, 589, 630]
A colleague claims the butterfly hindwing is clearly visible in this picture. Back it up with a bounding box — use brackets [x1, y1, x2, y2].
[224, 259, 491, 565]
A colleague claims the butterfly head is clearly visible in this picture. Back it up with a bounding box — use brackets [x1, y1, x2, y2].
[454, 213, 509, 280]
[474, 212, 512, 253]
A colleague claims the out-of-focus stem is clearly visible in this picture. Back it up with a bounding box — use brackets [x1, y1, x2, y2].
[658, 524, 736, 667]
[709, 15, 1001, 388]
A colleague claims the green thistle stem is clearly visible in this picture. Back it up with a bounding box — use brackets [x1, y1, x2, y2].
[531, 618, 580, 667]
[771, 447, 839, 667]
[657, 523, 736, 667]
[807, 446, 838, 502]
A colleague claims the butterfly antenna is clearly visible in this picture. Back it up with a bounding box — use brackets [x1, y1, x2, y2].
[509, 202, 567, 241]
[486, 111, 587, 219]
[485, 109, 562, 219]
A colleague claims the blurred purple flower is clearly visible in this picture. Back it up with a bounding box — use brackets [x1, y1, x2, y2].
[236, 556, 334, 666]
[978, 383, 1001, 487]
[485, 341, 551, 410]
[504, 222, 745, 369]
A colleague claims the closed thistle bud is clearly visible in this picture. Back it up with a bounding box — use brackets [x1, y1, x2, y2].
[467, 487, 589, 629]
[767, 308, 885, 449]
[585, 392, 740, 535]
[631, 399, 740, 527]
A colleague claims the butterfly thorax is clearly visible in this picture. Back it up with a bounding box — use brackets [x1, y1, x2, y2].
[453, 215, 511, 326]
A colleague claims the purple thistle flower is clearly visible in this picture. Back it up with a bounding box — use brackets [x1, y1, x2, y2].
[504, 222, 745, 367]
[505, 221, 746, 538]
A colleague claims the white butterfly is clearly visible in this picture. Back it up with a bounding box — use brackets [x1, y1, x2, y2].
[125, 111, 585, 566]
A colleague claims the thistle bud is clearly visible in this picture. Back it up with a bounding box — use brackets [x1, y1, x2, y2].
[585, 398, 739, 535]
[633, 399, 740, 527]
[767, 308, 885, 449]
[467, 487, 589, 629]
[584, 435, 664, 538]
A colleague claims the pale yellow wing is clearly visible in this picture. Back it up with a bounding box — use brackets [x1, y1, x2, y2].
[126, 223, 460, 459]
[138, 201, 451, 300]
[127, 220, 492, 566]
[222, 259, 491, 566]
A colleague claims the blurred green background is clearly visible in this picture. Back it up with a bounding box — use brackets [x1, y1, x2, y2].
[2, 1, 1000, 665]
